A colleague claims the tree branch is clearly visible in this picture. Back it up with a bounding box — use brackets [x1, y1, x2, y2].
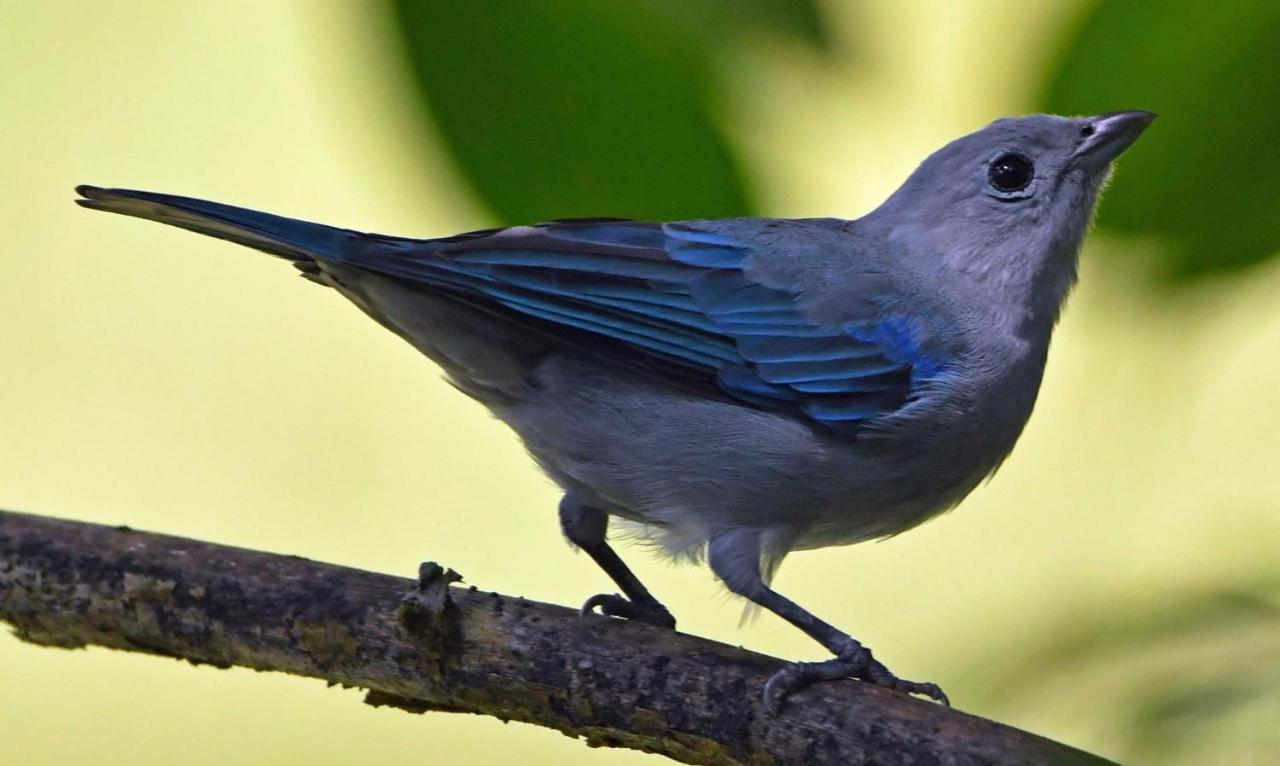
[0, 510, 1113, 765]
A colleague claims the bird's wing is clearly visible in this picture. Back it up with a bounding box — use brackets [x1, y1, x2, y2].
[349, 218, 949, 431]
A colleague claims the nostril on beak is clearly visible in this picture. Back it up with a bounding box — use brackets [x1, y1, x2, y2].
[1073, 110, 1155, 167]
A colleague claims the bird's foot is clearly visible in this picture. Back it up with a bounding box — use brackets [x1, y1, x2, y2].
[580, 593, 676, 629]
[763, 636, 948, 713]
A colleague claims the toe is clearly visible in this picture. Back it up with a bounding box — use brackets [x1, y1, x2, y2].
[905, 681, 949, 707]
[762, 644, 950, 712]
[580, 594, 676, 629]
[863, 656, 949, 705]
[762, 665, 803, 714]
[580, 593, 627, 619]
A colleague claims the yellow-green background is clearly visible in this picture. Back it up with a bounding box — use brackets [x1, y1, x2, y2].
[2, 2, 1277, 764]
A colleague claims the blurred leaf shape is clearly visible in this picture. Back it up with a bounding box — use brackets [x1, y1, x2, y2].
[1042, 0, 1280, 278]
[389, 1, 827, 225]
[670, 0, 830, 51]
[965, 577, 1280, 765]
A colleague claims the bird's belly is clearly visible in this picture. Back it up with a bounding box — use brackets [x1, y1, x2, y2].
[500, 352, 1027, 556]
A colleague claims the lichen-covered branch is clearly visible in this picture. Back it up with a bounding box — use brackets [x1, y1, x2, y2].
[0, 510, 1113, 765]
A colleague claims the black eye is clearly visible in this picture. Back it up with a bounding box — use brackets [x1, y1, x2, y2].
[987, 153, 1034, 193]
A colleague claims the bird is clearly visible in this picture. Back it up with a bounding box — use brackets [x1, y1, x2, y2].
[76, 110, 1153, 710]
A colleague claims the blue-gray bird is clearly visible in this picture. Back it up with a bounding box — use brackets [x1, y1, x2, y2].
[76, 111, 1153, 709]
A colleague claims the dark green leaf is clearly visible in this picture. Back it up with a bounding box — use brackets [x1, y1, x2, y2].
[661, 0, 830, 50]
[742, 0, 828, 48]
[1042, 0, 1280, 278]
[389, 1, 761, 224]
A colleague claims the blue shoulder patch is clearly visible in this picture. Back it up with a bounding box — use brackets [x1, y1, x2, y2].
[847, 315, 941, 380]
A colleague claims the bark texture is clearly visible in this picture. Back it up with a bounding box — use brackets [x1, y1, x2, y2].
[0, 510, 1114, 765]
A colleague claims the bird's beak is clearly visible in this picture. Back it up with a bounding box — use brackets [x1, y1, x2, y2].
[1072, 110, 1156, 170]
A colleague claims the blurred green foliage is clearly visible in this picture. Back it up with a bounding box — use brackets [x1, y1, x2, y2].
[389, 0, 826, 224]
[1042, 0, 1280, 278]
[970, 578, 1280, 764]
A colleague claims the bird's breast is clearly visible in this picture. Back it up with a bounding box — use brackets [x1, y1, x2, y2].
[796, 336, 1051, 548]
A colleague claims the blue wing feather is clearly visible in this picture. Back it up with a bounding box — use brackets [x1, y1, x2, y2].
[756, 356, 907, 384]
[737, 335, 883, 363]
[803, 395, 905, 421]
[787, 374, 906, 394]
[544, 223, 667, 249]
[450, 249, 698, 281]
[347, 219, 943, 431]
[717, 364, 800, 400]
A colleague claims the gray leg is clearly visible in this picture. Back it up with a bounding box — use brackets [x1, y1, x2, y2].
[560, 496, 675, 629]
[708, 529, 948, 712]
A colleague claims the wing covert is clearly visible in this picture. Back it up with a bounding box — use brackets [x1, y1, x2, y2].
[350, 219, 945, 430]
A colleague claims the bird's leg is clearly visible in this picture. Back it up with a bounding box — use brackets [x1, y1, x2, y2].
[560, 496, 675, 629]
[707, 530, 948, 712]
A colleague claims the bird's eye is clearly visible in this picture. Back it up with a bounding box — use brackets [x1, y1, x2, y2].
[987, 153, 1034, 193]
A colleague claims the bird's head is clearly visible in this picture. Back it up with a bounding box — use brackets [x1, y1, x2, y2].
[872, 111, 1155, 328]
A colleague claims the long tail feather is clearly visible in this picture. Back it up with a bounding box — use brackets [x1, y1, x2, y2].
[75, 185, 359, 263]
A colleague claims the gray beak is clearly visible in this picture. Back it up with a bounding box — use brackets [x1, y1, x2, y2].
[1073, 110, 1156, 170]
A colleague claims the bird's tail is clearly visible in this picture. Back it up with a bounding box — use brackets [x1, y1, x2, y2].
[75, 185, 361, 264]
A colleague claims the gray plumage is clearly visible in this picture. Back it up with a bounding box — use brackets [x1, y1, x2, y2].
[76, 110, 1154, 708]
